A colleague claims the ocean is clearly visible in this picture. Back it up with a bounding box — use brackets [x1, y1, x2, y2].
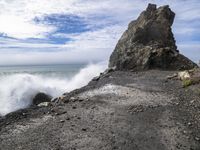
[0, 63, 106, 116]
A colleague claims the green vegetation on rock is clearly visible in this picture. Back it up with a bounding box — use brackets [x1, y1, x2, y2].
[182, 79, 192, 88]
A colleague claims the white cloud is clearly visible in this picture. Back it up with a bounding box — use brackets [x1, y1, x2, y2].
[0, 0, 199, 39]
[0, 0, 199, 65]
[0, 25, 123, 65]
[0, 0, 140, 39]
[0, 15, 56, 39]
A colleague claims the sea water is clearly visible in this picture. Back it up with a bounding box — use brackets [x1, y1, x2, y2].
[0, 63, 106, 116]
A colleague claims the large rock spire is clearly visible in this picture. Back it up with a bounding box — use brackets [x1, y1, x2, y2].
[109, 4, 197, 70]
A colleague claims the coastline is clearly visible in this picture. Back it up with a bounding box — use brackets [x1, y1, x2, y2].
[0, 3, 200, 150]
[0, 70, 200, 149]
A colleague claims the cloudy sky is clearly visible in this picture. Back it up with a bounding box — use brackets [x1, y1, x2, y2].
[0, 0, 199, 65]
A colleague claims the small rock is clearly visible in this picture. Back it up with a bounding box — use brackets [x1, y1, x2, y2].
[92, 76, 100, 81]
[175, 102, 179, 105]
[61, 111, 67, 115]
[72, 106, 77, 109]
[178, 71, 191, 81]
[190, 100, 195, 104]
[187, 122, 192, 126]
[167, 73, 177, 79]
[59, 120, 65, 123]
[37, 102, 50, 107]
[50, 108, 55, 112]
[58, 96, 65, 101]
[195, 137, 200, 141]
[70, 97, 76, 102]
[110, 112, 114, 115]
[78, 99, 84, 102]
[81, 128, 87, 131]
[22, 113, 27, 116]
[183, 130, 187, 134]
[33, 92, 52, 105]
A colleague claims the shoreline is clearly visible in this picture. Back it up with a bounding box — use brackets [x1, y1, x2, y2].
[0, 70, 200, 149]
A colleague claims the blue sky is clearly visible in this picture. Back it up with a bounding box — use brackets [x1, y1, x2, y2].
[0, 0, 199, 65]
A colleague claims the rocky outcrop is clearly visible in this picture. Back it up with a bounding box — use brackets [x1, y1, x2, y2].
[109, 4, 197, 71]
[32, 92, 52, 105]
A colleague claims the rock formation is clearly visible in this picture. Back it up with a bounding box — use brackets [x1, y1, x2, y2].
[32, 92, 52, 105]
[109, 4, 197, 71]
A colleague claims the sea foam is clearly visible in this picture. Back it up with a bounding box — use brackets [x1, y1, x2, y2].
[0, 63, 106, 116]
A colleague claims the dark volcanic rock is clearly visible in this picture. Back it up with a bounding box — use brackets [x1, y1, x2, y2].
[109, 4, 197, 71]
[32, 92, 52, 105]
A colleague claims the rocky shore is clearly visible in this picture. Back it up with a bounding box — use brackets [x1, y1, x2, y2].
[1, 70, 200, 150]
[0, 4, 200, 150]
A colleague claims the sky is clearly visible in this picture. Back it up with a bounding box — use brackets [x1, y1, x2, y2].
[0, 0, 199, 65]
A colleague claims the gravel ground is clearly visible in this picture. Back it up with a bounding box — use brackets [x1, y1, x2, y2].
[0, 70, 200, 150]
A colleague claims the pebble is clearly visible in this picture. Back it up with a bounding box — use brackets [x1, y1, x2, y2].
[190, 100, 195, 104]
[82, 128, 87, 131]
[22, 113, 27, 116]
[61, 111, 67, 114]
[78, 99, 84, 102]
[59, 120, 65, 123]
[72, 106, 77, 109]
[195, 137, 200, 141]
[183, 130, 187, 134]
[175, 102, 179, 105]
[70, 97, 76, 102]
[187, 122, 192, 126]
[59, 96, 65, 101]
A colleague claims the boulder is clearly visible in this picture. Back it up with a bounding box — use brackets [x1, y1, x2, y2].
[32, 92, 52, 105]
[109, 3, 197, 71]
[178, 71, 191, 80]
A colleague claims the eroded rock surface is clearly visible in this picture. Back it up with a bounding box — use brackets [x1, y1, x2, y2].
[109, 4, 197, 71]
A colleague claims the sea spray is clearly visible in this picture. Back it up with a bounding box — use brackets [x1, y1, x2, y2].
[0, 63, 106, 116]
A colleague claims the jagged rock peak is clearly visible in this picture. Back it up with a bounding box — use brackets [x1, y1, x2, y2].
[109, 3, 197, 71]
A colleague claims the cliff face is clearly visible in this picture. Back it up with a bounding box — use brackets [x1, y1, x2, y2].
[109, 4, 197, 71]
